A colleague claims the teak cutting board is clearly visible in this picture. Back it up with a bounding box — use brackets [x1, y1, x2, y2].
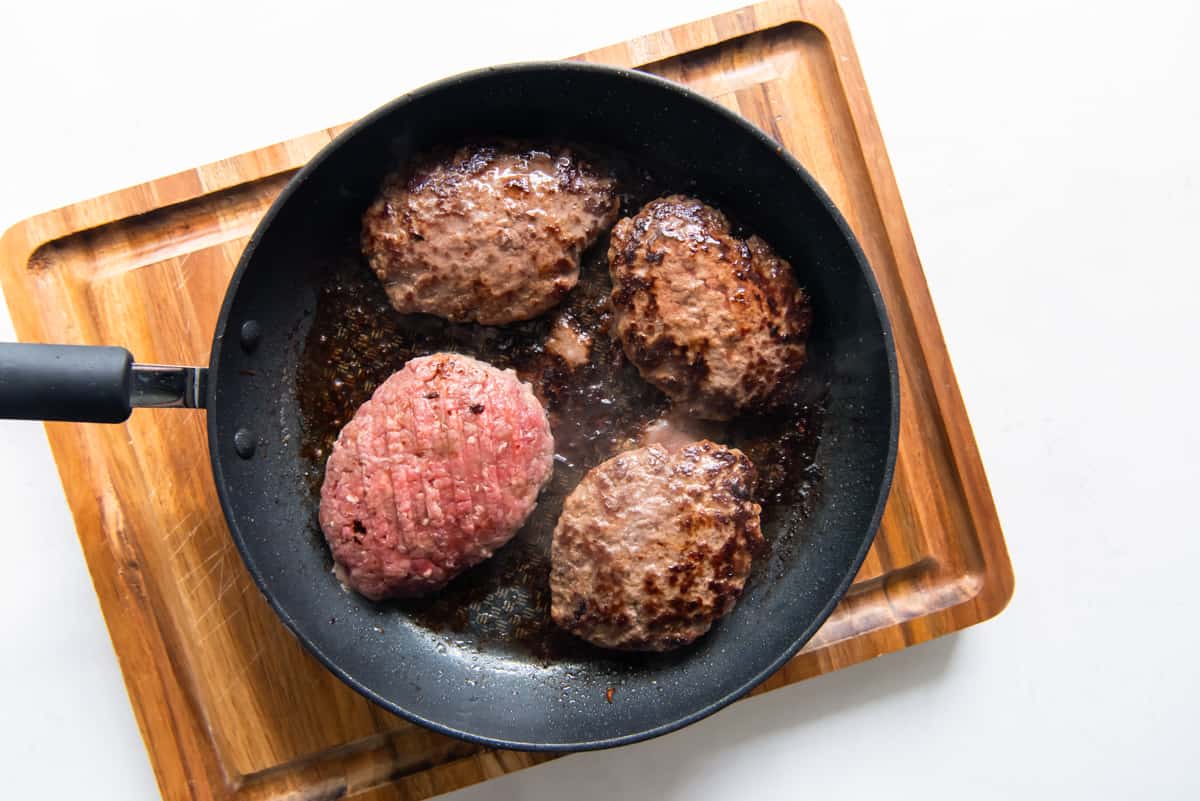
[0, 1, 1013, 799]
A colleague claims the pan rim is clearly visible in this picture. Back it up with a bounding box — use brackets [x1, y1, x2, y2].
[207, 60, 900, 752]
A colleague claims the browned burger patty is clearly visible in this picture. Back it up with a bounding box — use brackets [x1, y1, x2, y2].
[362, 145, 619, 325]
[608, 195, 812, 420]
[550, 440, 763, 651]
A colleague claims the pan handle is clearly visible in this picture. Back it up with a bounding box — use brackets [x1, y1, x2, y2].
[0, 343, 207, 423]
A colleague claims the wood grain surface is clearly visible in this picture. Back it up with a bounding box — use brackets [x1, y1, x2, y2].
[0, 1, 1013, 799]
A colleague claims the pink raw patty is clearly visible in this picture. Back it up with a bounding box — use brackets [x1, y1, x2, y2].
[318, 353, 554, 600]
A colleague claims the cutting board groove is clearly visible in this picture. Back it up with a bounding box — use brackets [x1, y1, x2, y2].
[0, 2, 1012, 799]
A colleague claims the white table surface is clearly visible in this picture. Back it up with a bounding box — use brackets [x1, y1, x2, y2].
[1, 0, 1197, 797]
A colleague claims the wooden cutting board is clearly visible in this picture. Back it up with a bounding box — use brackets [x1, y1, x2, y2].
[0, 1, 1013, 799]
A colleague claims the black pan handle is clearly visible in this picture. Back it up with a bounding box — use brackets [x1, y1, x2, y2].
[0, 343, 207, 423]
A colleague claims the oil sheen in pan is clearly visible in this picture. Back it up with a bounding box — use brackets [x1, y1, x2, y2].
[295, 147, 827, 662]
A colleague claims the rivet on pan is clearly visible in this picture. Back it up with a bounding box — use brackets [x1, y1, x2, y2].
[240, 320, 262, 352]
[234, 428, 256, 459]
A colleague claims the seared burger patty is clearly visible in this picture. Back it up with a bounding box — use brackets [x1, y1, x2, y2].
[362, 145, 619, 325]
[550, 440, 763, 651]
[319, 353, 554, 600]
[608, 195, 812, 420]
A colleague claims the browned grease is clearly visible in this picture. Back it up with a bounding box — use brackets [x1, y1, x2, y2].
[296, 156, 825, 660]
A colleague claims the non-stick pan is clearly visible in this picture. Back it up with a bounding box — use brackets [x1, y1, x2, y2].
[0, 62, 898, 750]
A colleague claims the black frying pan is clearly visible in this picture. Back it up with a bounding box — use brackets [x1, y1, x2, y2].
[0, 63, 898, 750]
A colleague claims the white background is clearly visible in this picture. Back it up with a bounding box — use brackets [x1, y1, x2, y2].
[1, 1, 1197, 798]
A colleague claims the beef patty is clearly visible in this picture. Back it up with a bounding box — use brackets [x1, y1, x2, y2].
[608, 195, 812, 420]
[550, 440, 763, 651]
[319, 353, 554, 600]
[362, 145, 619, 325]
